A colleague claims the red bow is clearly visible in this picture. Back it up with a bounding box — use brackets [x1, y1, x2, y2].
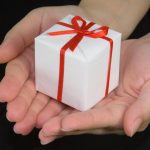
[48, 16, 113, 102]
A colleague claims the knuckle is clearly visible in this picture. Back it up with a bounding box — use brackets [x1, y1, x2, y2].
[49, 100, 63, 114]
[35, 95, 48, 108]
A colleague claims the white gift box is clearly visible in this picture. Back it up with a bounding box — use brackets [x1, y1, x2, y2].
[35, 15, 121, 111]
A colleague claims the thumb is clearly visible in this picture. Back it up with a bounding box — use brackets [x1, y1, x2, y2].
[0, 8, 43, 63]
[124, 80, 150, 137]
[61, 104, 124, 132]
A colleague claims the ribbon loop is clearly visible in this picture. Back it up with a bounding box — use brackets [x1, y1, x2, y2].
[48, 16, 108, 40]
[72, 16, 86, 30]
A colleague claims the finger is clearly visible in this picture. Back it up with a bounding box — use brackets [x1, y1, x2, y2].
[13, 93, 49, 135]
[61, 102, 126, 132]
[39, 123, 124, 145]
[0, 51, 31, 102]
[40, 127, 124, 145]
[0, 8, 43, 63]
[39, 128, 123, 145]
[36, 99, 65, 128]
[6, 79, 36, 122]
[39, 108, 73, 143]
[62, 128, 124, 136]
[124, 80, 150, 137]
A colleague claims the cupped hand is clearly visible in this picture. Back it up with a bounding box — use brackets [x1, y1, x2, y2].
[1, 4, 150, 146]
[0, 6, 88, 135]
[38, 35, 150, 144]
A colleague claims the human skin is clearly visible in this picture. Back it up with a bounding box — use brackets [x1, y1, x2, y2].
[38, 34, 150, 144]
[0, 0, 150, 145]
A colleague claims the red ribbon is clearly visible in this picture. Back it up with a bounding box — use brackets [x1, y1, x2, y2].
[48, 16, 113, 102]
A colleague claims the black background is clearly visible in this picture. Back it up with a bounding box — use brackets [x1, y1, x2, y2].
[0, 0, 150, 150]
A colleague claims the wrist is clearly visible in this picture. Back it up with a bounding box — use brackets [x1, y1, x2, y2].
[79, 2, 127, 39]
[79, 0, 150, 40]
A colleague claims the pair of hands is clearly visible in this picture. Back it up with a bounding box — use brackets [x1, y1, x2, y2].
[0, 6, 150, 145]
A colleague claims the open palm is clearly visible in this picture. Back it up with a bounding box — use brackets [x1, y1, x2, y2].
[38, 37, 150, 144]
[0, 6, 88, 134]
[1, 6, 150, 145]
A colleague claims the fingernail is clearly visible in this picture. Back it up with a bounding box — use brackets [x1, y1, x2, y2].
[61, 128, 73, 132]
[130, 118, 142, 137]
[6, 112, 13, 122]
[41, 140, 50, 145]
[41, 130, 48, 137]
[40, 137, 55, 145]
[0, 99, 6, 103]
[13, 126, 20, 134]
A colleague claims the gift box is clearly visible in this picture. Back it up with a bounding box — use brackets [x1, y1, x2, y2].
[35, 15, 121, 111]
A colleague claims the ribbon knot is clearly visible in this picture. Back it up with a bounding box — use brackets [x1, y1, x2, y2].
[48, 16, 109, 51]
[47, 16, 113, 102]
[75, 30, 88, 35]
